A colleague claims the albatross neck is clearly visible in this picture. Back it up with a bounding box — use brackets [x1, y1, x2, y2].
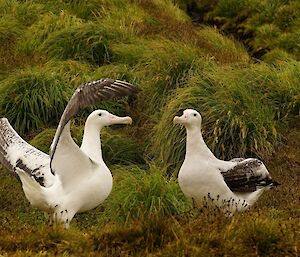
[81, 121, 103, 163]
[185, 126, 217, 160]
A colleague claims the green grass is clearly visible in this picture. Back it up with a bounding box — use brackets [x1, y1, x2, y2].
[0, 0, 300, 256]
[0, 67, 73, 134]
[0, 16, 22, 42]
[98, 165, 189, 224]
[190, 0, 300, 59]
[41, 22, 112, 65]
[17, 11, 83, 55]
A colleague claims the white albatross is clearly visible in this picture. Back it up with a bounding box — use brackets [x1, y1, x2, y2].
[0, 78, 139, 228]
[174, 109, 279, 215]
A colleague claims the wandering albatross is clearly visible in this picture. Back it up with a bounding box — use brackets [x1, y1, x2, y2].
[0, 78, 139, 228]
[174, 109, 279, 215]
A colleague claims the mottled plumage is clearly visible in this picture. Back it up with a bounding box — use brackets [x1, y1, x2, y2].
[221, 159, 278, 192]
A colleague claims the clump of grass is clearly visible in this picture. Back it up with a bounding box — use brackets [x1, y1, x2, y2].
[102, 132, 145, 166]
[63, 0, 105, 20]
[17, 11, 83, 54]
[251, 24, 281, 51]
[273, 2, 300, 30]
[41, 22, 114, 65]
[0, 67, 73, 134]
[151, 0, 190, 23]
[194, 27, 250, 64]
[0, 16, 22, 42]
[0, 0, 44, 27]
[212, 0, 247, 18]
[98, 165, 189, 224]
[92, 64, 138, 84]
[197, 0, 300, 60]
[136, 0, 194, 39]
[44, 60, 92, 86]
[112, 39, 205, 112]
[13, 1, 45, 27]
[96, 1, 148, 37]
[262, 48, 296, 64]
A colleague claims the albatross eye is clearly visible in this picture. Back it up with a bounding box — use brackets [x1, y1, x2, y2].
[193, 113, 197, 117]
[98, 113, 102, 117]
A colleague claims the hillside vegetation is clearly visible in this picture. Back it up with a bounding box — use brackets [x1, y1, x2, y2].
[0, 0, 299, 256]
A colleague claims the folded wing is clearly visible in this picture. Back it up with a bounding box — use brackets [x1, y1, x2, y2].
[220, 159, 276, 192]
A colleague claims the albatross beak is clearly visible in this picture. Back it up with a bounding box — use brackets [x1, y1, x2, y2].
[173, 115, 186, 125]
[110, 115, 132, 125]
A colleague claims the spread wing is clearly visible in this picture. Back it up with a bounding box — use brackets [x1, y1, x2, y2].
[220, 159, 278, 192]
[0, 118, 55, 187]
[49, 78, 139, 170]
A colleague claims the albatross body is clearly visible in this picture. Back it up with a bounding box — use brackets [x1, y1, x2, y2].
[174, 109, 279, 215]
[0, 78, 139, 228]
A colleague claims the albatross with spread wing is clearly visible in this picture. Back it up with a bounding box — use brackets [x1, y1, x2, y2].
[0, 78, 139, 228]
[174, 109, 279, 215]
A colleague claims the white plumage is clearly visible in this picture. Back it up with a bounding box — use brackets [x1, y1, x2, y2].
[174, 109, 279, 215]
[0, 78, 138, 228]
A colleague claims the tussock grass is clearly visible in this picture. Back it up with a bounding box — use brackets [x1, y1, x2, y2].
[97, 2, 149, 37]
[99, 165, 189, 224]
[102, 133, 145, 166]
[0, 16, 22, 42]
[262, 48, 296, 64]
[13, 2, 45, 27]
[0, 0, 44, 27]
[194, 27, 250, 64]
[18, 11, 83, 55]
[40, 21, 125, 65]
[0, 67, 72, 134]
[44, 60, 91, 86]
[194, 0, 300, 60]
[112, 39, 205, 113]
[251, 24, 281, 51]
[151, 0, 190, 23]
[62, 0, 105, 20]
[93, 64, 137, 84]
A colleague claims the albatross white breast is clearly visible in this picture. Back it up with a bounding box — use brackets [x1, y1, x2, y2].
[173, 109, 279, 215]
[0, 78, 139, 228]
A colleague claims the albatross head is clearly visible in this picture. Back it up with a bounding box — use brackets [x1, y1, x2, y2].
[87, 110, 132, 128]
[173, 109, 202, 129]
